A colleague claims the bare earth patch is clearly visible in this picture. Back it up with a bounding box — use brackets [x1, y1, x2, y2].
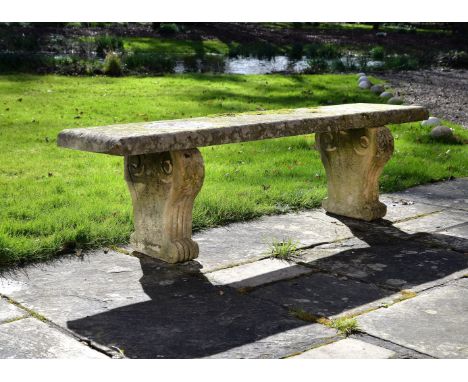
[381, 69, 468, 128]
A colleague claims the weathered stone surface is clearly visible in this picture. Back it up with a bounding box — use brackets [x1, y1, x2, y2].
[0, 318, 107, 359]
[430, 125, 453, 139]
[358, 278, 468, 358]
[57, 104, 428, 156]
[66, 273, 338, 359]
[0, 250, 336, 358]
[295, 222, 468, 292]
[194, 210, 355, 272]
[429, 223, 468, 252]
[394, 209, 467, 235]
[0, 299, 27, 324]
[316, 126, 394, 221]
[205, 324, 339, 359]
[380, 195, 444, 222]
[290, 338, 395, 359]
[125, 149, 204, 263]
[250, 271, 391, 318]
[0, 250, 195, 326]
[205, 258, 313, 288]
[390, 178, 468, 211]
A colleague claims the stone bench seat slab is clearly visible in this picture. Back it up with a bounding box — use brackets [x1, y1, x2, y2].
[57, 103, 428, 263]
[58, 103, 428, 156]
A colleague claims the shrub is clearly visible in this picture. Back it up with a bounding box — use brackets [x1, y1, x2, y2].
[159, 23, 179, 36]
[330, 59, 346, 72]
[2, 34, 40, 51]
[94, 35, 123, 57]
[303, 43, 341, 59]
[370, 45, 385, 60]
[438, 50, 468, 69]
[0, 53, 53, 73]
[103, 52, 123, 76]
[358, 54, 369, 70]
[384, 54, 419, 70]
[305, 58, 329, 73]
[228, 42, 280, 59]
[200, 54, 225, 73]
[182, 55, 200, 72]
[288, 43, 304, 60]
[124, 52, 175, 73]
[317, 43, 341, 59]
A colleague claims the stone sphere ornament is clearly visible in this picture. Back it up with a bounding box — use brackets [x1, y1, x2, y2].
[421, 117, 442, 127]
[387, 97, 404, 105]
[430, 125, 453, 139]
[358, 76, 369, 83]
[379, 91, 393, 98]
[359, 81, 372, 89]
[370, 84, 385, 94]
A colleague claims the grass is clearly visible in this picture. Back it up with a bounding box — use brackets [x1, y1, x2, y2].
[122, 37, 230, 56]
[0, 73, 467, 268]
[328, 317, 360, 336]
[268, 238, 299, 260]
[289, 307, 359, 336]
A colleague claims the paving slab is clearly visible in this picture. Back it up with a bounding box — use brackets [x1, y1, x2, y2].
[0, 298, 27, 324]
[205, 324, 340, 359]
[380, 195, 445, 223]
[389, 178, 468, 211]
[66, 278, 338, 358]
[394, 209, 467, 235]
[290, 338, 395, 359]
[0, 318, 107, 359]
[0, 250, 198, 326]
[194, 210, 354, 272]
[414, 223, 468, 253]
[298, 239, 468, 292]
[205, 258, 313, 288]
[358, 278, 468, 358]
[295, 214, 468, 292]
[250, 271, 392, 318]
[0, 250, 336, 358]
[0, 178, 466, 359]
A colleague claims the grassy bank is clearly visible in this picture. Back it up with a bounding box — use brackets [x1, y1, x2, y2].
[0, 73, 467, 267]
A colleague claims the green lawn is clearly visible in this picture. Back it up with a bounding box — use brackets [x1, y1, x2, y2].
[122, 37, 230, 55]
[0, 73, 467, 268]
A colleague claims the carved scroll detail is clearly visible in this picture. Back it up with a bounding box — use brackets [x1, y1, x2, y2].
[125, 149, 204, 263]
[316, 126, 394, 221]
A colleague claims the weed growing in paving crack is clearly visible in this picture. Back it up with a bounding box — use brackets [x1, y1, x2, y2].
[268, 238, 299, 260]
[289, 307, 360, 336]
[328, 317, 360, 336]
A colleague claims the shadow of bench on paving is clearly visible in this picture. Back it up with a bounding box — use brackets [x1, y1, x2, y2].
[67, 217, 468, 358]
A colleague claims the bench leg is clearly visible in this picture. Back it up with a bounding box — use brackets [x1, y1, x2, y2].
[124, 149, 205, 263]
[316, 126, 394, 221]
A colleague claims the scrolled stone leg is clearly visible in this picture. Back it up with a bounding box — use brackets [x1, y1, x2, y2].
[316, 126, 394, 221]
[124, 149, 205, 263]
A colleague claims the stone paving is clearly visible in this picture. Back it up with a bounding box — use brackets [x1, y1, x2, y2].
[0, 178, 467, 359]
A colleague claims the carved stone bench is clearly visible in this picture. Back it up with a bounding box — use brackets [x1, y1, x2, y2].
[57, 103, 428, 263]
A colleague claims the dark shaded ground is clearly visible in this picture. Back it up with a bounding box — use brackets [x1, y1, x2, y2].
[2, 22, 467, 55]
[381, 69, 468, 128]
